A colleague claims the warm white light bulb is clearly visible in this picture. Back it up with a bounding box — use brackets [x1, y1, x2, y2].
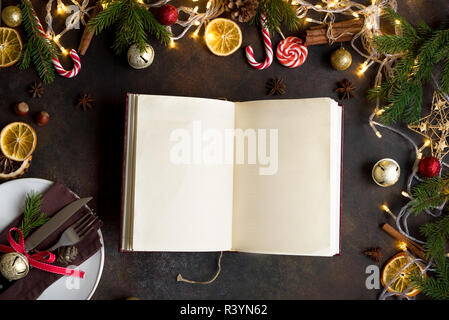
[398, 241, 407, 251]
[358, 61, 369, 75]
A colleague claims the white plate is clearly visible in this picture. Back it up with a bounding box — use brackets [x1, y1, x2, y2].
[0, 178, 104, 300]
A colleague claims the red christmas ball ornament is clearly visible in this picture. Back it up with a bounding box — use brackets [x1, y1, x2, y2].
[418, 156, 441, 178]
[156, 4, 178, 26]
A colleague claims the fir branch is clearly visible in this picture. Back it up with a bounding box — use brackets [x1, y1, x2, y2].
[89, 0, 171, 55]
[411, 175, 449, 213]
[371, 8, 449, 125]
[373, 35, 415, 54]
[19, 0, 60, 83]
[441, 57, 449, 94]
[89, 0, 126, 34]
[251, 0, 302, 35]
[412, 213, 449, 300]
[18, 192, 49, 240]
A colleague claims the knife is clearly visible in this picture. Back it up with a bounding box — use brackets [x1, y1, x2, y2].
[25, 197, 93, 252]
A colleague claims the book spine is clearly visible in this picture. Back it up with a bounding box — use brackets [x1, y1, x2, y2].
[119, 93, 130, 253]
[337, 104, 344, 256]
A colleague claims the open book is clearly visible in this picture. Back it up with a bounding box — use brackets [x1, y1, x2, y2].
[121, 94, 343, 256]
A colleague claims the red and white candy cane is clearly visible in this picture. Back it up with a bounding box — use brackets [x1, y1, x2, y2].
[245, 13, 273, 70]
[31, 7, 81, 78]
[276, 36, 308, 68]
[52, 49, 81, 78]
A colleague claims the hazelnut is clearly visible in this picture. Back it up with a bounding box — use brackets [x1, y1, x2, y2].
[35, 111, 50, 126]
[14, 102, 29, 116]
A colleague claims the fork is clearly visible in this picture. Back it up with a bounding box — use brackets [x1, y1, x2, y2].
[45, 213, 99, 252]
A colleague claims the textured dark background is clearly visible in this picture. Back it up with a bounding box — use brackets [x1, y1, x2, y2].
[0, 0, 448, 300]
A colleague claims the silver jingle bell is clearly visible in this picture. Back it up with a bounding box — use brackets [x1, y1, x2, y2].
[372, 158, 400, 187]
[127, 43, 155, 69]
[0, 252, 29, 281]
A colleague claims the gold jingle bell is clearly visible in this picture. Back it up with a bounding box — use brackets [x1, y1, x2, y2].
[0, 252, 29, 281]
[330, 47, 352, 71]
[1, 6, 23, 28]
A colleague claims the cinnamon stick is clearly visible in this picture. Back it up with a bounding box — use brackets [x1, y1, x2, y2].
[305, 18, 363, 46]
[381, 223, 427, 261]
[78, 2, 102, 56]
[309, 18, 363, 30]
[305, 34, 354, 46]
[306, 26, 364, 37]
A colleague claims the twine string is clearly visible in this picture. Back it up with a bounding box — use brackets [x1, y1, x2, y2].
[177, 251, 223, 285]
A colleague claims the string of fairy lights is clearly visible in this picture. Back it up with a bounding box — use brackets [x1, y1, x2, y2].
[45, 0, 225, 54]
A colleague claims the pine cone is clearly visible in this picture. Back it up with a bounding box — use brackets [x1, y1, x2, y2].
[226, 0, 259, 23]
[56, 246, 78, 265]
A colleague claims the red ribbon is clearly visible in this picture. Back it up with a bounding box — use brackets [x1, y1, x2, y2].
[0, 228, 84, 279]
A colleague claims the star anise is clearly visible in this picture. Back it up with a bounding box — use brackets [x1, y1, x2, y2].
[28, 81, 44, 98]
[335, 79, 356, 100]
[363, 247, 383, 264]
[76, 94, 95, 111]
[266, 78, 286, 96]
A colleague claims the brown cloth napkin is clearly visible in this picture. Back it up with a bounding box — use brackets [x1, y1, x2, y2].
[0, 181, 103, 300]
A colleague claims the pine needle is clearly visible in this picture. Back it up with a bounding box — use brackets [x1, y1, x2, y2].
[411, 175, 449, 213]
[251, 0, 302, 35]
[88, 0, 171, 55]
[371, 8, 449, 125]
[411, 213, 449, 300]
[18, 192, 48, 240]
[19, 0, 60, 84]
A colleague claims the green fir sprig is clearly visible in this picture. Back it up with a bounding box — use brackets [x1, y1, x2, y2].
[18, 192, 48, 239]
[19, 0, 60, 84]
[251, 0, 302, 35]
[412, 213, 449, 300]
[411, 175, 449, 213]
[369, 8, 449, 125]
[88, 0, 171, 55]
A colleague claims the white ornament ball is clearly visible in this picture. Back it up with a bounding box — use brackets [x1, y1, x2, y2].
[127, 43, 154, 69]
[372, 158, 400, 187]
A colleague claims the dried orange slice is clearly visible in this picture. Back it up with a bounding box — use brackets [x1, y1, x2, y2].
[0, 122, 37, 161]
[381, 252, 425, 297]
[205, 18, 242, 56]
[0, 27, 22, 67]
[0, 153, 31, 180]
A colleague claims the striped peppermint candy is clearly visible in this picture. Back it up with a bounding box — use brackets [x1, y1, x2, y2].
[30, 8, 81, 79]
[52, 49, 81, 78]
[276, 36, 308, 68]
[245, 13, 273, 70]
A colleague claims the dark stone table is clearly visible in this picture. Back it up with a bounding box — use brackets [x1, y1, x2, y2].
[0, 0, 447, 299]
